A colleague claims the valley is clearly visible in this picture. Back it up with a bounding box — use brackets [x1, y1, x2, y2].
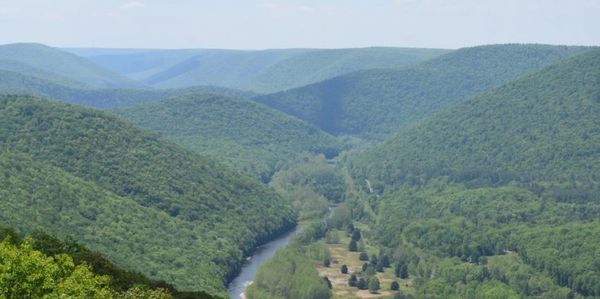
[1, 34, 600, 299]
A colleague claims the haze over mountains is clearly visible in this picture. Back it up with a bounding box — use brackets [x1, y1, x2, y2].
[67, 47, 450, 93]
[1, 40, 600, 299]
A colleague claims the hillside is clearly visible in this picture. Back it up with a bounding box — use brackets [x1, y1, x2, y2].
[0, 227, 217, 299]
[0, 95, 296, 295]
[346, 48, 600, 189]
[114, 94, 341, 181]
[255, 44, 590, 138]
[0, 69, 253, 108]
[71, 47, 449, 93]
[339, 49, 600, 298]
[0, 43, 142, 89]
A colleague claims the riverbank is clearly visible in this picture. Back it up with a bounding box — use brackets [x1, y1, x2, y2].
[227, 226, 299, 299]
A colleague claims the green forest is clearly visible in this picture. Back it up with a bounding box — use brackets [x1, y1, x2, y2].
[114, 94, 341, 181]
[255, 44, 588, 138]
[0, 95, 296, 295]
[1, 38, 600, 299]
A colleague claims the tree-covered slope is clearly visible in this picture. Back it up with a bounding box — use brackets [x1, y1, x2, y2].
[346, 48, 600, 189]
[0, 95, 296, 295]
[256, 44, 590, 138]
[73, 47, 448, 93]
[0, 227, 218, 299]
[0, 69, 253, 108]
[114, 94, 340, 181]
[0, 43, 142, 89]
[336, 48, 600, 298]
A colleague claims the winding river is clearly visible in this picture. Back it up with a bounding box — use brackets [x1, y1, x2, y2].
[227, 227, 299, 299]
[227, 206, 336, 298]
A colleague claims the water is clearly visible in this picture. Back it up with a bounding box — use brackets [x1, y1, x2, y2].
[226, 227, 299, 299]
[226, 205, 337, 298]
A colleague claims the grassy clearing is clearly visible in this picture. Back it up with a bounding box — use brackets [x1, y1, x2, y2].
[314, 229, 415, 299]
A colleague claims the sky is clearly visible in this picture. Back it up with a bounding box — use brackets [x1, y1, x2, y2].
[0, 0, 599, 49]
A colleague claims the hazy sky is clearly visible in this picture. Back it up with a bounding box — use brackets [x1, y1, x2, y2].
[0, 0, 598, 49]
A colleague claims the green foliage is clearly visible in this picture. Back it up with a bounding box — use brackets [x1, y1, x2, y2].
[359, 252, 369, 261]
[271, 154, 346, 201]
[0, 96, 295, 294]
[325, 231, 340, 244]
[348, 48, 600, 189]
[245, 248, 332, 299]
[368, 276, 380, 293]
[327, 203, 353, 229]
[256, 44, 589, 138]
[348, 240, 358, 252]
[0, 238, 112, 298]
[357, 277, 368, 290]
[348, 274, 357, 287]
[341, 265, 348, 274]
[1, 229, 217, 299]
[343, 49, 600, 297]
[115, 95, 340, 180]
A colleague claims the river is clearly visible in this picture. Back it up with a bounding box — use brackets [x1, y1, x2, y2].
[226, 226, 299, 299]
[226, 206, 336, 298]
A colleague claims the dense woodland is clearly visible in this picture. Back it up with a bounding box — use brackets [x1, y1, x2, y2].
[339, 48, 600, 297]
[0, 96, 295, 295]
[114, 94, 341, 181]
[255, 44, 588, 138]
[1, 42, 600, 299]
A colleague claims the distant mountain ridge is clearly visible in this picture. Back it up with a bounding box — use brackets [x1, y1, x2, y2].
[68, 47, 450, 93]
[347, 48, 600, 190]
[0, 43, 143, 89]
[255, 44, 592, 139]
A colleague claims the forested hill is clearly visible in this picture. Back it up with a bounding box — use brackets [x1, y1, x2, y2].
[0, 69, 254, 108]
[346, 48, 600, 190]
[70, 47, 449, 93]
[342, 49, 600, 298]
[0, 95, 296, 296]
[0, 43, 142, 89]
[255, 44, 590, 138]
[115, 94, 341, 181]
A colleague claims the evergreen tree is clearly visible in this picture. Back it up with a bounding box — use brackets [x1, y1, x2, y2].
[368, 277, 380, 294]
[359, 252, 369, 261]
[357, 278, 368, 290]
[348, 274, 358, 287]
[349, 239, 358, 252]
[341, 264, 348, 274]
